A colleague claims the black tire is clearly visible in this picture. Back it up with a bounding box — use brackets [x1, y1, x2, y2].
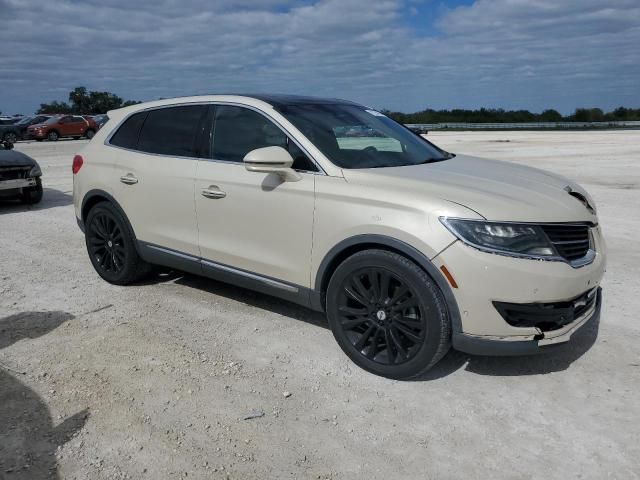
[85, 129, 95, 139]
[20, 178, 43, 204]
[3, 132, 18, 144]
[47, 130, 59, 141]
[326, 249, 450, 379]
[85, 202, 151, 285]
[35, 139, 43, 142]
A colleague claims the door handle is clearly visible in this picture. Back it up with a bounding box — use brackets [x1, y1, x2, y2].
[120, 173, 138, 185]
[201, 185, 226, 199]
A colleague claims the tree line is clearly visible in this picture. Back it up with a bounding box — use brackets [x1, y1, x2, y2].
[34, 87, 640, 123]
[37, 87, 140, 115]
[385, 106, 640, 124]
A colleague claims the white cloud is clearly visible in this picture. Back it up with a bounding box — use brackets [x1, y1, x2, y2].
[0, 0, 637, 114]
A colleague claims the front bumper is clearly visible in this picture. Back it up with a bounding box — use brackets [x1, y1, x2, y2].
[453, 288, 601, 355]
[432, 224, 606, 353]
[0, 177, 36, 191]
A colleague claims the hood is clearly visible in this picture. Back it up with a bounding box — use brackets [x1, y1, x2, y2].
[0, 149, 39, 168]
[343, 154, 597, 223]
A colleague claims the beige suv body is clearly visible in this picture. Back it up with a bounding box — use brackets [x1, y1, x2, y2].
[73, 95, 605, 378]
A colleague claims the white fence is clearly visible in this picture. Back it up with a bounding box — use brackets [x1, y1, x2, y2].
[405, 121, 640, 130]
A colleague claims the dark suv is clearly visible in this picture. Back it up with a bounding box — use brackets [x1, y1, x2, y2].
[27, 115, 98, 141]
[0, 115, 51, 143]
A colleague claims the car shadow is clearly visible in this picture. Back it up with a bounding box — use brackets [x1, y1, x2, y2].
[416, 307, 601, 381]
[142, 269, 600, 379]
[0, 188, 72, 214]
[143, 269, 329, 330]
[0, 311, 88, 479]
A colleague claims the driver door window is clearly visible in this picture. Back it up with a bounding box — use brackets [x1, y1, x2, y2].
[211, 105, 317, 172]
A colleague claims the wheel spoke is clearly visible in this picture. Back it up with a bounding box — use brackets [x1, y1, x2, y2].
[384, 328, 396, 364]
[341, 318, 370, 330]
[352, 275, 372, 303]
[344, 286, 369, 307]
[379, 271, 390, 302]
[394, 322, 422, 344]
[394, 315, 421, 326]
[389, 327, 409, 360]
[391, 296, 418, 312]
[338, 305, 368, 316]
[389, 284, 409, 305]
[367, 269, 380, 301]
[365, 329, 382, 359]
[354, 325, 376, 351]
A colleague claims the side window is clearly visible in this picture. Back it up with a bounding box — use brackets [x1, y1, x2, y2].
[211, 106, 317, 171]
[137, 105, 207, 157]
[110, 111, 147, 150]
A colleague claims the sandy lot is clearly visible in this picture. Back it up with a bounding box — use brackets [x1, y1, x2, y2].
[1, 131, 639, 479]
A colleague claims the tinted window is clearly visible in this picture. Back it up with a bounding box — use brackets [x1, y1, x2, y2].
[137, 105, 207, 157]
[110, 111, 147, 150]
[212, 105, 317, 171]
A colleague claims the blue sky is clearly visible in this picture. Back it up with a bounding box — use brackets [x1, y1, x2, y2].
[0, 0, 638, 115]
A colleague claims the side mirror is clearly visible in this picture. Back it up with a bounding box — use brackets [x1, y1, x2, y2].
[243, 146, 301, 182]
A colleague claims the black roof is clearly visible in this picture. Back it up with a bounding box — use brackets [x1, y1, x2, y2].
[237, 94, 360, 108]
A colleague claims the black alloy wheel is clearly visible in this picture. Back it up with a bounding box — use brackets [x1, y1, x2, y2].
[47, 131, 59, 141]
[4, 132, 17, 144]
[88, 210, 127, 276]
[326, 249, 450, 379]
[337, 267, 426, 365]
[85, 202, 151, 284]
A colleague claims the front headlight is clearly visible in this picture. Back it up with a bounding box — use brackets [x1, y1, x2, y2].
[440, 217, 556, 258]
[29, 164, 42, 177]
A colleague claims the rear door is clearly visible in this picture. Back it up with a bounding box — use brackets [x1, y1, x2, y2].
[111, 104, 208, 257]
[194, 104, 317, 288]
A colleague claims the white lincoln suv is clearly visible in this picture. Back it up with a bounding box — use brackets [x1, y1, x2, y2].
[73, 95, 606, 379]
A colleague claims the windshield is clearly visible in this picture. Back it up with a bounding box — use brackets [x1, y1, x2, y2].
[16, 116, 33, 125]
[43, 116, 62, 125]
[276, 103, 451, 169]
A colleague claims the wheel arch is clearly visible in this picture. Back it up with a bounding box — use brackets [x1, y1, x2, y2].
[81, 189, 138, 243]
[312, 234, 462, 333]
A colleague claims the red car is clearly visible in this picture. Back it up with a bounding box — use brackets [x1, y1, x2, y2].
[26, 115, 98, 141]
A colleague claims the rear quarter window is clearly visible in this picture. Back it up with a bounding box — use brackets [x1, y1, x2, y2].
[109, 112, 148, 150]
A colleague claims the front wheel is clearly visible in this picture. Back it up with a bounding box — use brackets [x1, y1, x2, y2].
[326, 250, 450, 379]
[3, 132, 18, 144]
[20, 178, 43, 204]
[85, 202, 151, 284]
[85, 129, 95, 139]
[47, 131, 59, 141]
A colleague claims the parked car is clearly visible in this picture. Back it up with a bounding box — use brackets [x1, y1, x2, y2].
[0, 117, 20, 125]
[73, 95, 605, 379]
[27, 115, 97, 141]
[0, 141, 43, 204]
[0, 115, 52, 143]
[92, 114, 109, 130]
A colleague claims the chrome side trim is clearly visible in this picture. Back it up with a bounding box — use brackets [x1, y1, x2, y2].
[147, 244, 199, 262]
[201, 259, 299, 293]
[145, 244, 299, 293]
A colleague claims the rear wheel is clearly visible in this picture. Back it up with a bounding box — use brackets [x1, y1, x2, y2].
[47, 130, 59, 141]
[326, 249, 450, 379]
[85, 202, 151, 284]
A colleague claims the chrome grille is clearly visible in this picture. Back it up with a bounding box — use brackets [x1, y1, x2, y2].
[541, 224, 591, 261]
[0, 167, 30, 181]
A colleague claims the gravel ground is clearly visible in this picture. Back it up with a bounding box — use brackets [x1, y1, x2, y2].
[1, 131, 639, 480]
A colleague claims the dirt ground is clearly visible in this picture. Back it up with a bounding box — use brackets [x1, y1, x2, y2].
[1, 131, 639, 480]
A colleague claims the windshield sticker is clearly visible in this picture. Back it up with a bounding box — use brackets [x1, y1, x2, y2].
[365, 109, 386, 117]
